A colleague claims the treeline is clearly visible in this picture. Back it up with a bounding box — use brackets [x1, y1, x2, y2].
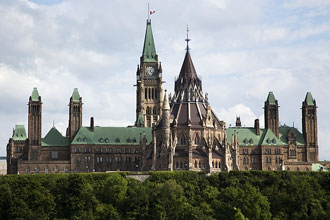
[1, 171, 330, 220]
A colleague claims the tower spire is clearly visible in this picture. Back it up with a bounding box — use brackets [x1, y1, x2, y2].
[185, 25, 190, 51]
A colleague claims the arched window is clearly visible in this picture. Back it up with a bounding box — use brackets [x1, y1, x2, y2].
[146, 107, 151, 115]
[153, 107, 157, 115]
[145, 88, 147, 99]
[149, 88, 151, 99]
[194, 134, 200, 145]
[199, 160, 201, 168]
[155, 88, 158, 99]
[215, 161, 218, 168]
[212, 161, 214, 168]
[180, 135, 186, 145]
[180, 161, 183, 168]
[176, 161, 179, 168]
[152, 88, 155, 99]
[194, 160, 197, 168]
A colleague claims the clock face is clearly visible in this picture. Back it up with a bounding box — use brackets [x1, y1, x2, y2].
[146, 66, 155, 76]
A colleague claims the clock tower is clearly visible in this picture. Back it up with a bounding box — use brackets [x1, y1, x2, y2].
[136, 19, 163, 127]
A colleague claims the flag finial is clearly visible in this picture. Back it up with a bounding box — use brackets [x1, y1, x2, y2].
[185, 25, 190, 51]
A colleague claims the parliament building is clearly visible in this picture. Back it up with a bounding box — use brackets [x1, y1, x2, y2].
[7, 19, 319, 174]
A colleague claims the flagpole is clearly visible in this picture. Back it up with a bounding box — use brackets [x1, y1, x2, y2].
[148, 3, 150, 20]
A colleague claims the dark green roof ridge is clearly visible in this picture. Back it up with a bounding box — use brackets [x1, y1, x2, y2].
[142, 20, 157, 62]
[31, 87, 40, 101]
[266, 91, 276, 105]
[304, 92, 314, 106]
[72, 88, 81, 103]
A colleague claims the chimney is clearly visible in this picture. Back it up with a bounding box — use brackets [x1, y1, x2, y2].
[90, 117, 94, 131]
[236, 116, 241, 127]
[254, 119, 260, 135]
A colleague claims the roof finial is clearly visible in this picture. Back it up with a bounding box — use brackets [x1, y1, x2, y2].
[185, 24, 190, 51]
[148, 2, 150, 20]
[53, 120, 55, 127]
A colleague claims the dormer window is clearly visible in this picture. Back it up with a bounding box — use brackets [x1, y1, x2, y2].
[272, 138, 276, 144]
[249, 139, 253, 144]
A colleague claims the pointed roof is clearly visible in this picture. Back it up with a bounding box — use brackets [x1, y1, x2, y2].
[31, 87, 40, 101]
[142, 20, 157, 62]
[71, 88, 81, 103]
[41, 127, 69, 147]
[135, 112, 145, 127]
[261, 129, 284, 146]
[304, 92, 314, 106]
[179, 51, 198, 80]
[266, 91, 276, 105]
[162, 90, 170, 111]
[12, 125, 27, 141]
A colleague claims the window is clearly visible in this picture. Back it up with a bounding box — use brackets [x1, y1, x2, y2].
[176, 161, 179, 168]
[199, 160, 201, 168]
[243, 148, 248, 154]
[243, 157, 249, 165]
[272, 138, 276, 144]
[55, 166, 59, 173]
[266, 157, 272, 164]
[194, 160, 197, 168]
[251, 157, 257, 164]
[96, 157, 100, 163]
[26, 167, 30, 174]
[153, 107, 157, 115]
[180, 161, 183, 168]
[146, 107, 151, 115]
[275, 148, 281, 154]
[265, 148, 271, 154]
[52, 151, 58, 159]
[290, 149, 296, 156]
[45, 167, 49, 174]
[249, 139, 253, 144]
[212, 161, 214, 168]
[180, 135, 186, 145]
[145, 88, 147, 99]
[194, 134, 200, 145]
[215, 161, 218, 168]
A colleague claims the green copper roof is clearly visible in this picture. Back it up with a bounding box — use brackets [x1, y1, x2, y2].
[72, 88, 81, 103]
[304, 92, 314, 106]
[41, 127, 69, 147]
[226, 127, 286, 146]
[266, 91, 276, 105]
[279, 125, 306, 145]
[261, 129, 284, 146]
[72, 126, 152, 145]
[31, 87, 40, 102]
[12, 125, 27, 141]
[142, 20, 157, 62]
[135, 112, 145, 127]
[227, 128, 264, 146]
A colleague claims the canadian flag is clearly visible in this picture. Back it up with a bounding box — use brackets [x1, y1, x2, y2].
[150, 10, 156, 15]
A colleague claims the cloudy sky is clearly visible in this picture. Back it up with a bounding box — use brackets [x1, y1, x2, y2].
[0, 0, 329, 160]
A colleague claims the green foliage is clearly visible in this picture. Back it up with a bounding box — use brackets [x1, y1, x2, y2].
[1, 171, 330, 219]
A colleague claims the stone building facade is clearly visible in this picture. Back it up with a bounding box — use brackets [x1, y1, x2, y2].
[6, 19, 318, 174]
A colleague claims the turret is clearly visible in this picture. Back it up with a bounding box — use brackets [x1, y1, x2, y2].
[264, 91, 279, 137]
[302, 92, 318, 162]
[28, 88, 42, 146]
[68, 88, 82, 141]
